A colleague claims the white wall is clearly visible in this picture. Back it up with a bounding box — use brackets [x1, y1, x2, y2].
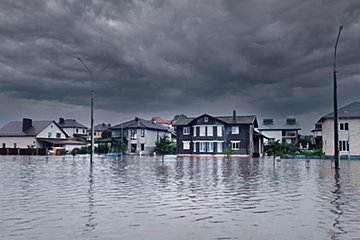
[322, 119, 360, 156]
[37, 122, 67, 139]
[0, 137, 37, 148]
[258, 130, 282, 143]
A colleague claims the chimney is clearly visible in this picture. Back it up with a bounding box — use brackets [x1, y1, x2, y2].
[59, 117, 65, 124]
[232, 110, 236, 122]
[22, 118, 32, 132]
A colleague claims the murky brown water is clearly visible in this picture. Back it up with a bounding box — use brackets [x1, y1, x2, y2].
[0, 156, 360, 240]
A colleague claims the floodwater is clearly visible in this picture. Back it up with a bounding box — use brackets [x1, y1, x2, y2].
[0, 156, 360, 240]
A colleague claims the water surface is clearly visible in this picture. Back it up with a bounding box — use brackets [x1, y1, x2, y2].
[0, 156, 360, 240]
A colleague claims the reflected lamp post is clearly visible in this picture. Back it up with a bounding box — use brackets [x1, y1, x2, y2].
[77, 57, 94, 164]
[333, 26, 343, 169]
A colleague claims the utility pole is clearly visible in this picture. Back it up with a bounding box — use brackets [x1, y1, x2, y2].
[333, 26, 343, 169]
[77, 57, 94, 165]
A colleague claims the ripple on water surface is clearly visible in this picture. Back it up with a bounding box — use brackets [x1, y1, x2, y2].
[1, 156, 360, 240]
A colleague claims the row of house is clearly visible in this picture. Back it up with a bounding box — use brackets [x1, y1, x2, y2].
[0, 110, 304, 157]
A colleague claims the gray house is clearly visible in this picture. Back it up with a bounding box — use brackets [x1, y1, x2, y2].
[110, 117, 170, 155]
[173, 111, 265, 157]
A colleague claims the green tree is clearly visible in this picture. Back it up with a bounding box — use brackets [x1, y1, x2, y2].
[154, 135, 174, 162]
[27, 144, 36, 155]
[224, 144, 233, 158]
[101, 130, 112, 139]
[115, 139, 127, 154]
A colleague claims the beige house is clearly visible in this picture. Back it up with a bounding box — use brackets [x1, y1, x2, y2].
[318, 101, 360, 157]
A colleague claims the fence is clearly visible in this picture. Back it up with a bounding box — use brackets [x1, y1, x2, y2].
[0, 148, 47, 156]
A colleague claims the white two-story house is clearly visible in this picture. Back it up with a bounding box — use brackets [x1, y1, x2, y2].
[110, 117, 170, 155]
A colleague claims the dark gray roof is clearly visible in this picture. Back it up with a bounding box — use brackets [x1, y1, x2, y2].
[58, 119, 87, 129]
[173, 114, 257, 126]
[111, 117, 169, 131]
[258, 119, 301, 131]
[94, 123, 111, 131]
[319, 101, 360, 122]
[0, 120, 53, 137]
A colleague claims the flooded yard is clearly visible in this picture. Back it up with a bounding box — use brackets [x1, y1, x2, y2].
[0, 156, 360, 240]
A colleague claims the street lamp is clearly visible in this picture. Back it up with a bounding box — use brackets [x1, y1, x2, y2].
[77, 57, 94, 164]
[333, 25, 343, 169]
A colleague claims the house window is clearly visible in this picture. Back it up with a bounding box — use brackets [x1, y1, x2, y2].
[76, 128, 79, 133]
[14, 143, 17, 149]
[217, 142, 223, 153]
[231, 141, 240, 150]
[200, 142, 206, 152]
[208, 142, 213, 152]
[200, 126, 206, 136]
[141, 144, 145, 151]
[56, 133, 61, 138]
[48, 132, 52, 138]
[2, 143, 6, 148]
[232, 126, 239, 134]
[193, 142, 197, 152]
[131, 130, 137, 140]
[183, 141, 190, 150]
[204, 117, 209, 123]
[207, 126, 213, 136]
[339, 141, 349, 151]
[83, 129, 85, 134]
[217, 126, 223, 136]
[183, 127, 190, 135]
[340, 123, 349, 131]
[193, 127, 197, 136]
[141, 129, 145, 137]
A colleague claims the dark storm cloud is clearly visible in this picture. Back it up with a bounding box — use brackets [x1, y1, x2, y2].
[0, 0, 360, 130]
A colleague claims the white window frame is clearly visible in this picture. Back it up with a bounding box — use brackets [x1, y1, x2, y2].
[204, 117, 209, 123]
[183, 141, 190, 150]
[231, 141, 240, 150]
[208, 142, 213, 152]
[183, 127, 190, 135]
[217, 142, 223, 153]
[200, 126, 206, 136]
[200, 142, 206, 152]
[193, 126, 197, 136]
[207, 126, 213, 137]
[193, 142, 197, 152]
[217, 126, 223, 136]
[232, 126, 239, 134]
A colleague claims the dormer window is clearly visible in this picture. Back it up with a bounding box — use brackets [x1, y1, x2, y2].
[204, 117, 209, 123]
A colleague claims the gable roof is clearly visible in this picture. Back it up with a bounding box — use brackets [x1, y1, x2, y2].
[318, 101, 360, 122]
[0, 120, 57, 137]
[58, 119, 88, 129]
[94, 123, 111, 131]
[173, 114, 258, 127]
[111, 117, 169, 131]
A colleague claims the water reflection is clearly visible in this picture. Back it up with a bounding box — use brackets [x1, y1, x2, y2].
[330, 170, 345, 239]
[84, 165, 97, 232]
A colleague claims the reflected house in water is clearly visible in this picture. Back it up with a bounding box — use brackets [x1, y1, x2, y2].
[318, 101, 360, 158]
[110, 117, 171, 155]
[173, 111, 266, 157]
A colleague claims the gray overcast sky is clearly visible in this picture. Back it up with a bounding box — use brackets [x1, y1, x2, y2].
[0, 0, 360, 133]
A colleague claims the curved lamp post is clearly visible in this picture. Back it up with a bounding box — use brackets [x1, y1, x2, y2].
[77, 57, 94, 164]
[333, 25, 343, 169]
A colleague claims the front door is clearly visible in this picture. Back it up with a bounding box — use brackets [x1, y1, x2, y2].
[131, 144, 137, 153]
